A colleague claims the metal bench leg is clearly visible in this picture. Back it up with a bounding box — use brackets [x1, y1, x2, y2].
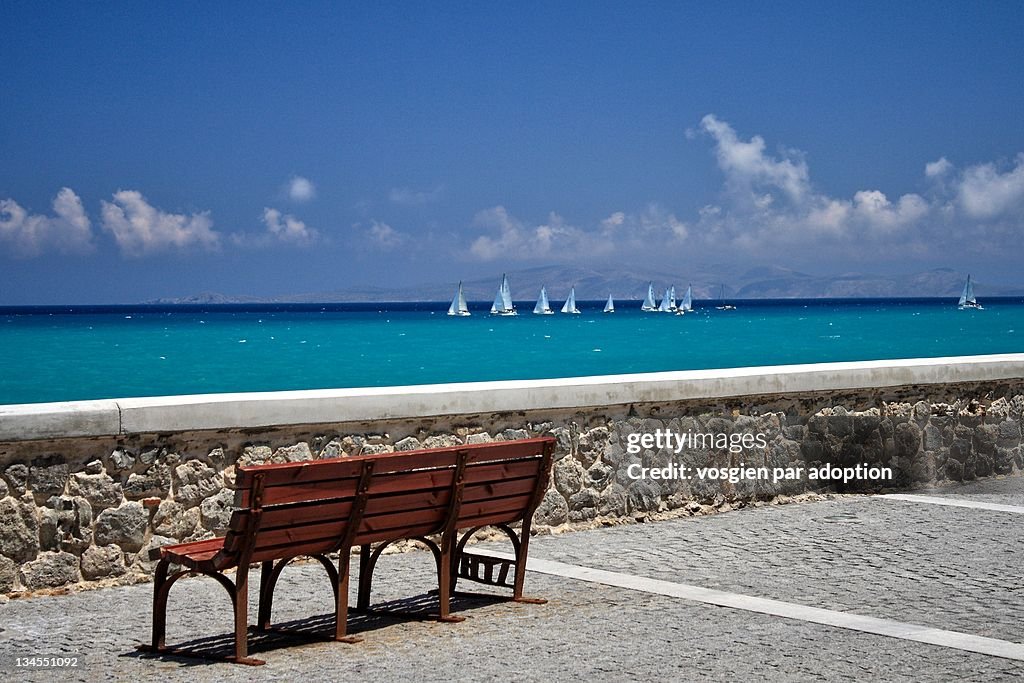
[357, 544, 372, 611]
[233, 564, 255, 662]
[150, 558, 171, 650]
[512, 519, 546, 605]
[257, 560, 274, 630]
[335, 549, 363, 643]
[437, 536, 466, 623]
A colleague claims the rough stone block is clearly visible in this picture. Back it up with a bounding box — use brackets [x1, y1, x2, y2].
[395, 436, 421, 451]
[4, 464, 28, 497]
[465, 432, 493, 445]
[94, 501, 148, 553]
[497, 428, 530, 441]
[238, 445, 273, 466]
[123, 464, 171, 500]
[199, 489, 235, 534]
[894, 422, 922, 458]
[422, 434, 462, 449]
[172, 460, 221, 507]
[29, 463, 70, 502]
[153, 500, 199, 540]
[586, 461, 614, 491]
[109, 448, 136, 471]
[80, 544, 126, 580]
[67, 472, 122, 511]
[0, 554, 15, 592]
[533, 489, 568, 527]
[0, 495, 39, 563]
[271, 442, 313, 463]
[19, 551, 80, 589]
[553, 459, 583, 498]
[998, 420, 1021, 447]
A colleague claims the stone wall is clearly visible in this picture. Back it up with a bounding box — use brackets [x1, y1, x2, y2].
[1, 380, 1022, 594]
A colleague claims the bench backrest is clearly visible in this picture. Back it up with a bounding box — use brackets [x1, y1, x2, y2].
[221, 437, 556, 564]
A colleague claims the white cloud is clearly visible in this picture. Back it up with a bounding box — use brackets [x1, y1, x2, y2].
[389, 186, 443, 205]
[691, 116, 946, 254]
[925, 157, 953, 178]
[467, 204, 686, 262]
[366, 220, 406, 248]
[469, 206, 603, 261]
[262, 207, 317, 245]
[100, 190, 219, 257]
[956, 154, 1024, 220]
[0, 188, 93, 257]
[287, 176, 316, 202]
[700, 114, 810, 204]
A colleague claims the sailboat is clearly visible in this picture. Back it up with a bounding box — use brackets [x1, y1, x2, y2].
[958, 275, 983, 310]
[533, 286, 554, 315]
[641, 282, 658, 311]
[490, 274, 517, 316]
[447, 281, 470, 316]
[658, 286, 676, 313]
[675, 284, 694, 315]
[561, 286, 581, 314]
[603, 294, 615, 313]
[715, 284, 736, 311]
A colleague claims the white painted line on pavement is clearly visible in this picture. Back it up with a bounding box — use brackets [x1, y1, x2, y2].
[875, 493, 1024, 515]
[475, 550, 1024, 662]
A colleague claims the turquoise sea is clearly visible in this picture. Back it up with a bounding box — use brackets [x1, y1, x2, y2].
[1, 298, 1022, 405]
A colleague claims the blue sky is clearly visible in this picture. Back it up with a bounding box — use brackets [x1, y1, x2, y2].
[2, 1, 1023, 303]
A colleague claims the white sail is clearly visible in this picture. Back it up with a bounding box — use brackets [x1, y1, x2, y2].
[561, 286, 580, 314]
[676, 284, 693, 314]
[448, 281, 470, 316]
[603, 294, 614, 313]
[501, 274, 514, 311]
[491, 273, 517, 315]
[668, 285, 677, 311]
[490, 286, 502, 314]
[533, 286, 553, 314]
[641, 282, 657, 311]
[959, 275, 982, 309]
[658, 287, 672, 312]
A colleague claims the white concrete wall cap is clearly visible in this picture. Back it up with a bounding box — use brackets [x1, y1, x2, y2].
[1, 354, 1022, 441]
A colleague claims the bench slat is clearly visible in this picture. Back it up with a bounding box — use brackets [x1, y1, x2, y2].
[241, 457, 542, 507]
[235, 438, 552, 490]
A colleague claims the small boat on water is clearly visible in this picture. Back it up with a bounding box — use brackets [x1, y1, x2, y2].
[641, 282, 658, 311]
[447, 281, 471, 316]
[533, 286, 554, 315]
[675, 284, 694, 315]
[490, 274, 517, 316]
[716, 284, 736, 311]
[658, 286, 677, 313]
[603, 294, 615, 313]
[561, 286, 581, 314]
[958, 275, 983, 310]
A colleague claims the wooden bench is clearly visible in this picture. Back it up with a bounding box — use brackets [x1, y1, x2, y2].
[140, 436, 556, 665]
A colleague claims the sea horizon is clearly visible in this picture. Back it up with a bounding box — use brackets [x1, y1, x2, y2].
[3, 296, 1023, 406]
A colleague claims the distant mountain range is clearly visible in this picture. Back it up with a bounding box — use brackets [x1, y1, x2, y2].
[147, 265, 1024, 304]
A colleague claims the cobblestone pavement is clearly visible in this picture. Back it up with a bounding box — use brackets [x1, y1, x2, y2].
[3, 477, 1024, 682]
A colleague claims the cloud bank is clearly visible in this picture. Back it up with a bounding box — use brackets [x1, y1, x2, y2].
[0, 188, 93, 257]
[100, 190, 219, 257]
[464, 115, 1024, 266]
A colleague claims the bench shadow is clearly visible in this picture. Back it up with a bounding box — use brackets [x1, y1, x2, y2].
[123, 591, 506, 667]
